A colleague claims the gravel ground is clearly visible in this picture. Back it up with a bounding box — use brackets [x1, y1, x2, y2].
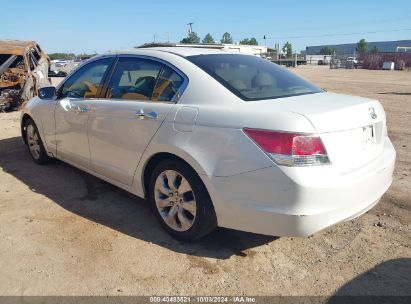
[0, 67, 410, 297]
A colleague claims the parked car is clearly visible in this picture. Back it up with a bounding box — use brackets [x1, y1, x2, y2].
[49, 59, 81, 77]
[20, 48, 396, 241]
[318, 59, 329, 65]
[0, 40, 50, 112]
[345, 56, 358, 69]
[49, 60, 69, 77]
[330, 58, 341, 69]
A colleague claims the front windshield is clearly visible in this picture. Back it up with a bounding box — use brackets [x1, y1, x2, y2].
[187, 54, 323, 101]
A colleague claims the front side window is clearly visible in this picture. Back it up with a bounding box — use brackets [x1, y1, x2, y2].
[59, 57, 113, 99]
[187, 54, 323, 101]
[106, 57, 162, 101]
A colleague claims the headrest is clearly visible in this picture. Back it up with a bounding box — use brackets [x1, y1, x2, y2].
[229, 79, 247, 91]
[251, 72, 274, 87]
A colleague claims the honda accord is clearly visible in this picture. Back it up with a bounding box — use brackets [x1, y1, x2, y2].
[21, 48, 396, 241]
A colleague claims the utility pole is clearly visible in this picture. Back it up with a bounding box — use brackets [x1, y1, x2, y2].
[275, 43, 280, 60]
[153, 34, 156, 43]
[187, 22, 194, 35]
[166, 32, 172, 43]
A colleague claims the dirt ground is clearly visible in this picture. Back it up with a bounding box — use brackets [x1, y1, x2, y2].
[0, 67, 410, 297]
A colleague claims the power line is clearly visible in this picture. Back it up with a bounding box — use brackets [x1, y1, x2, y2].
[229, 15, 411, 37]
[267, 28, 411, 40]
[279, 15, 411, 34]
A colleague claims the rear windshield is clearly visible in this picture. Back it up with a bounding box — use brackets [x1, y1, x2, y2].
[186, 54, 323, 101]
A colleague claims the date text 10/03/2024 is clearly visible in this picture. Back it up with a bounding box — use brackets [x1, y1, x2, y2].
[149, 296, 257, 303]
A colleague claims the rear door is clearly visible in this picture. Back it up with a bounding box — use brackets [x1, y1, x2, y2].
[87, 55, 187, 186]
[54, 57, 114, 168]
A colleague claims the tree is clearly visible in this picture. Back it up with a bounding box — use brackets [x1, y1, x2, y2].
[48, 53, 76, 60]
[202, 33, 215, 44]
[282, 41, 293, 58]
[221, 32, 233, 44]
[180, 32, 200, 44]
[356, 39, 368, 54]
[240, 37, 258, 45]
[249, 37, 258, 45]
[319, 46, 332, 55]
[370, 45, 379, 54]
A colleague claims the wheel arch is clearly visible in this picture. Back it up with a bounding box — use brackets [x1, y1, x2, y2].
[139, 150, 208, 199]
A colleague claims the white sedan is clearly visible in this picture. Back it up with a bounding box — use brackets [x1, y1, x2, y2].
[21, 48, 396, 241]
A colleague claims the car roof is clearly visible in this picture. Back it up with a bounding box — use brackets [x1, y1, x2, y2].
[105, 47, 241, 58]
[0, 40, 38, 56]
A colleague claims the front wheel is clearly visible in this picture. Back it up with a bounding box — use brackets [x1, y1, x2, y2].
[24, 119, 52, 164]
[149, 159, 217, 241]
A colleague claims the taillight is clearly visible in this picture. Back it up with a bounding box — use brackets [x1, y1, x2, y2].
[243, 128, 330, 166]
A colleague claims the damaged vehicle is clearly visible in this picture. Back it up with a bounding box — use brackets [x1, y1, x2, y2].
[0, 40, 50, 112]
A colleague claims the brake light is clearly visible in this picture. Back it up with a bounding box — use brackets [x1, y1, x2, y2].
[243, 128, 330, 166]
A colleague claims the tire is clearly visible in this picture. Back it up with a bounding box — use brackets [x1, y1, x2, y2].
[148, 159, 217, 241]
[24, 118, 52, 165]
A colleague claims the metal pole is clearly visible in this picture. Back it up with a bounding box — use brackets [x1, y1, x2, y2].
[187, 22, 194, 35]
[295, 52, 297, 67]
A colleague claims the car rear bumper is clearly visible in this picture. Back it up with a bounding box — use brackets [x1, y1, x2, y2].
[205, 137, 396, 236]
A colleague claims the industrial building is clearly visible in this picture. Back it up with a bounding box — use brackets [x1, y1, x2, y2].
[306, 39, 411, 55]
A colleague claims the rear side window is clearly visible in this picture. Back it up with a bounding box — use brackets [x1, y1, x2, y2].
[187, 54, 323, 101]
[106, 57, 162, 101]
[152, 65, 184, 102]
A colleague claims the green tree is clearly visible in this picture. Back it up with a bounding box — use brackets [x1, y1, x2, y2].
[282, 41, 293, 58]
[356, 39, 368, 54]
[202, 33, 215, 44]
[319, 46, 332, 55]
[180, 32, 200, 44]
[48, 53, 76, 60]
[370, 45, 379, 54]
[249, 37, 258, 45]
[240, 37, 258, 45]
[221, 32, 233, 44]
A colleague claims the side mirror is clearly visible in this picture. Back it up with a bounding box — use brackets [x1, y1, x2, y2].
[38, 86, 56, 100]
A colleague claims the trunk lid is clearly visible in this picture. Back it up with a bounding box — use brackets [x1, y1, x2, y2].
[254, 92, 386, 173]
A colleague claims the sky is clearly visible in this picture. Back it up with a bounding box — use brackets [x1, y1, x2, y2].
[1, 0, 410, 54]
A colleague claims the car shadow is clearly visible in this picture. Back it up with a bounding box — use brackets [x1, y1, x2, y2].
[0, 136, 277, 259]
[328, 258, 411, 303]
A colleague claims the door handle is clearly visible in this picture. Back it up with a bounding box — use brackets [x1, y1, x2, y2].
[136, 110, 158, 120]
[72, 105, 88, 114]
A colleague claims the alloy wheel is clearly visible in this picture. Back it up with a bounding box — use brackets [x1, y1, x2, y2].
[154, 170, 197, 232]
[27, 124, 41, 160]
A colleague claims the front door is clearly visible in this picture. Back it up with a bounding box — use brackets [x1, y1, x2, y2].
[54, 57, 114, 168]
[87, 56, 186, 186]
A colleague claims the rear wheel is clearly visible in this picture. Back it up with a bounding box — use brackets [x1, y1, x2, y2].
[149, 159, 217, 241]
[25, 119, 51, 164]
